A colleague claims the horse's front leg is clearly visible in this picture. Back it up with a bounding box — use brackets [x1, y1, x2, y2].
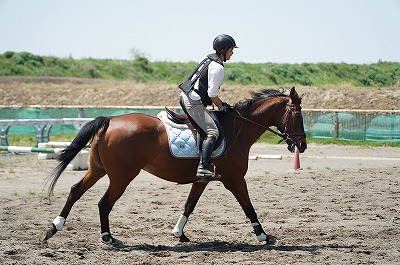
[223, 179, 276, 244]
[172, 182, 208, 242]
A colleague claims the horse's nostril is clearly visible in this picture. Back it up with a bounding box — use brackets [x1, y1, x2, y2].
[299, 143, 307, 153]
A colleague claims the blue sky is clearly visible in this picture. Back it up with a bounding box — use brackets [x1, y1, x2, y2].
[1, 0, 399, 64]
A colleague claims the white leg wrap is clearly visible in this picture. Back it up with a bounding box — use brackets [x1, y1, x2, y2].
[256, 232, 267, 241]
[52, 216, 66, 231]
[252, 222, 267, 241]
[171, 215, 187, 237]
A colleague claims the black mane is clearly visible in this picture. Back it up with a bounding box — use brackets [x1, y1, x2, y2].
[234, 89, 287, 110]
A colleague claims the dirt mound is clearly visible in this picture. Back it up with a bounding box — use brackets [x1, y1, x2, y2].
[0, 76, 399, 110]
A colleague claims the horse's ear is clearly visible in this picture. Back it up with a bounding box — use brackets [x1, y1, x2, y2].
[290, 87, 297, 99]
[290, 87, 294, 93]
[290, 87, 302, 104]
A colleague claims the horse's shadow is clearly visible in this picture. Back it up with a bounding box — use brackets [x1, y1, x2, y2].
[105, 240, 355, 253]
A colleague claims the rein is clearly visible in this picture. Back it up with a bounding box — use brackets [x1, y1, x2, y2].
[223, 101, 305, 155]
[233, 109, 284, 138]
[223, 108, 281, 156]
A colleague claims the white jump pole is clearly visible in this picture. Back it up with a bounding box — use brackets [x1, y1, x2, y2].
[0, 146, 63, 154]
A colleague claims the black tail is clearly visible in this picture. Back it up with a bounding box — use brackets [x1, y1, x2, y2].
[46, 116, 110, 200]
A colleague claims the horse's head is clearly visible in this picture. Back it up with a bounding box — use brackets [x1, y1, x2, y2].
[277, 87, 307, 153]
[231, 87, 307, 154]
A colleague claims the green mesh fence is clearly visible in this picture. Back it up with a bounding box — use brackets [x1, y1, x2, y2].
[1, 107, 400, 143]
[303, 110, 400, 142]
[0, 107, 171, 146]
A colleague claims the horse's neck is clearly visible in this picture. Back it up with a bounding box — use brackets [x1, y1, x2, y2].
[240, 98, 287, 145]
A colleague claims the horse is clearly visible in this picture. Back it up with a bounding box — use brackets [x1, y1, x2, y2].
[43, 87, 307, 245]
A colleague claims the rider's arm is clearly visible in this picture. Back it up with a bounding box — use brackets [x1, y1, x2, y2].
[208, 62, 224, 110]
[211, 96, 223, 110]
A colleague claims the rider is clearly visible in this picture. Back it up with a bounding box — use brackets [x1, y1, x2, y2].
[179, 34, 238, 179]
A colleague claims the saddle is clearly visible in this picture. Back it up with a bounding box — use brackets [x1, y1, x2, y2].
[157, 108, 225, 159]
[165, 108, 193, 131]
[165, 107, 224, 149]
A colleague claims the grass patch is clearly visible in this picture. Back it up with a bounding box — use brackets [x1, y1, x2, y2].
[256, 131, 400, 147]
[6, 135, 37, 146]
[256, 130, 283, 144]
[6, 133, 76, 147]
[308, 137, 400, 147]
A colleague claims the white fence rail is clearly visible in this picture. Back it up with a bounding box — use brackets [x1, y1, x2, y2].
[0, 118, 92, 146]
[1, 106, 400, 146]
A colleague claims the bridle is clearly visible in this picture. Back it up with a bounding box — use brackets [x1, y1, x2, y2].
[224, 100, 306, 155]
[278, 102, 307, 150]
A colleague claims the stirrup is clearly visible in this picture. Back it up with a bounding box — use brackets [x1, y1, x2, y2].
[207, 172, 221, 181]
[196, 168, 221, 182]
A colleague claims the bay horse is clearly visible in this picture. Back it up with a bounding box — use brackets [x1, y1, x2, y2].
[43, 87, 307, 245]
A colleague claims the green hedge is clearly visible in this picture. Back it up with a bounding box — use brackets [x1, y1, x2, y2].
[1, 51, 399, 87]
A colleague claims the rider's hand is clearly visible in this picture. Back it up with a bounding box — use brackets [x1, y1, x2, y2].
[221, 102, 231, 112]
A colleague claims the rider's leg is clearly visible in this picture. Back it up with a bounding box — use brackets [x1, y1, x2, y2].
[180, 93, 220, 179]
[193, 109, 219, 179]
[196, 135, 218, 177]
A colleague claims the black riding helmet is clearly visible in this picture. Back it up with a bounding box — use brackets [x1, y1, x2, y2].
[213, 34, 238, 62]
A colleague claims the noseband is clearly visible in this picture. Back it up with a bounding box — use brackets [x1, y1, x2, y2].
[278, 102, 307, 149]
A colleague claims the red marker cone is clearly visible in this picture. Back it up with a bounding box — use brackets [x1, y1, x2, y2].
[292, 146, 302, 170]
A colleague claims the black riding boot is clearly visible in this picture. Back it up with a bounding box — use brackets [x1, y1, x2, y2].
[196, 136, 220, 180]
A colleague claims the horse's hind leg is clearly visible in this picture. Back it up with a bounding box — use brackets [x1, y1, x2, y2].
[97, 170, 140, 245]
[172, 182, 208, 242]
[44, 167, 106, 242]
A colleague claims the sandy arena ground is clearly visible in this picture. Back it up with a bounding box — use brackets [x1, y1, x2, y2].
[0, 143, 399, 264]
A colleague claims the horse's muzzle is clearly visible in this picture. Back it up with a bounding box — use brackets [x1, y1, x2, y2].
[297, 142, 307, 153]
[287, 141, 307, 153]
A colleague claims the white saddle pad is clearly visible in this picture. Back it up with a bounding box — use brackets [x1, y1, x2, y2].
[157, 111, 225, 159]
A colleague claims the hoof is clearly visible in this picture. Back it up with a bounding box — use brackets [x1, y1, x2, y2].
[179, 233, 190, 243]
[256, 232, 277, 245]
[100, 232, 123, 246]
[42, 225, 57, 243]
[265, 235, 277, 245]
